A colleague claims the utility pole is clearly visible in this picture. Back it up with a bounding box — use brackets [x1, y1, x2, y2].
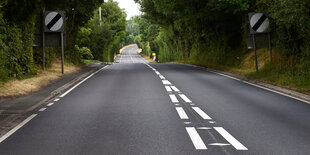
[99, 7, 102, 26]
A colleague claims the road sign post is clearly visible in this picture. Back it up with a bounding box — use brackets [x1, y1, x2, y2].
[248, 13, 270, 72]
[43, 11, 65, 74]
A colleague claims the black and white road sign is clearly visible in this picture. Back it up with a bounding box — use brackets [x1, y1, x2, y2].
[248, 13, 270, 34]
[43, 11, 65, 32]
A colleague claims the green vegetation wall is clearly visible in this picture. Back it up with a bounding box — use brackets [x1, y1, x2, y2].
[132, 0, 310, 82]
[76, 0, 127, 62]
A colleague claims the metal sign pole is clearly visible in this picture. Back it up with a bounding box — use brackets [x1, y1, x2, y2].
[268, 32, 272, 62]
[252, 34, 258, 72]
[42, 14, 46, 71]
[61, 32, 64, 74]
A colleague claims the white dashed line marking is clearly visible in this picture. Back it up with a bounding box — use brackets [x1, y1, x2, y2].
[0, 114, 37, 143]
[214, 127, 248, 150]
[39, 108, 46, 112]
[169, 94, 179, 103]
[159, 75, 165, 79]
[162, 80, 172, 85]
[175, 107, 189, 119]
[170, 86, 180, 92]
[197, 127, 212, 130]
[209, 143, 231, 146]
[53, 98, 60, 102]
[47, 103, 54, 106]
[184, 122, 191, 124]
[155, 71, 160, 75]
[192, 107, 212, 120]
[186, 127, 208, 150]
[179, 94, 192, 103]
[165, 86, 172, 92]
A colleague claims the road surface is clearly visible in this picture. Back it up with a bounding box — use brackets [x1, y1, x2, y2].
[0, 45, 310, 154]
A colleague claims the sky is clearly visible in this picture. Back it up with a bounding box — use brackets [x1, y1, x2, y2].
[114, 0, 141, 20]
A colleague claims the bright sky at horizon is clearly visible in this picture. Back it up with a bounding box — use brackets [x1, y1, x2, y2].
[114, 0, 141, 20]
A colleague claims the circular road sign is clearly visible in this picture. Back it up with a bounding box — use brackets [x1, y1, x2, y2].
[249, 13, 269, 34]
[45, 12, 64, 32]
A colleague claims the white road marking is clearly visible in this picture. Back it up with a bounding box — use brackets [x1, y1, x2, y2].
[209, 121, 216, 124]
[159, 75, 165, 79]
[39, 108, 46, 112]
[155, 71, 160, 75]
[170, 86, 180, 92]
[53, 98, 60, 102]
[184, 122, 191, 124]
[197, 127, 212, 130]
[169, 95, 179, 103]
[0, 114, 37, 143]
[208, 70, 310, 105]
[47, 103, 54, 106]
[175, 107, 189, 119]
[162, 80, 172, 85]
[174, 104, 180, 106]
[208, 143, 231, 146]
[152, 68, 156, 71]
[185, 127, 208, 150]
[214, 127, 248, 150]
[60, 66, 107, 98]
[165, 86, 172, 92]
[192, 107, 212, 120]
[179, 94, 192, 103]
[190, 103, 195, 106]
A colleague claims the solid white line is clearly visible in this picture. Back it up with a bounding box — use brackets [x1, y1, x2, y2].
[39, 108, 46, 112]
[209, 70, 310, 104]
[175, 107, 189, 119]
[179, 94, 192, 103]
[159, 75, 165, 79]
[60, 66, 107, 98]
[53, 98, 60, 102]
[0, 114, 37, 143]
[192, 107, 212, 120]
[162, 80, 172, 85]
[47, 103, 54, 106]
[185, 127, 208, 150]
[165, 86, 172, 92]
[214, 127, 248, 150]
[171, 86, 180, 92]
[169, 94, 179, 103]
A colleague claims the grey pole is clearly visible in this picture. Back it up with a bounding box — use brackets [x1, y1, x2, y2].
[42, 14, 46, 71]
[252, 34, 258, 72]
[61, 32, 64, 74]
[268, 32, 272, 62]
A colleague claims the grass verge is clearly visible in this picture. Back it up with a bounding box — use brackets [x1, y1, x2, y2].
[0, 59, 84, 97]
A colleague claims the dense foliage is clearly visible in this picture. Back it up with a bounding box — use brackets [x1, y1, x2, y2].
[76, 0, 126, 62]
[131, 0, 310, 86]
[0, 0, 102, 81]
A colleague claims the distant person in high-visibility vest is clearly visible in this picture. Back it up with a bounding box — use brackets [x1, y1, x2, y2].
[152, 53, 156, 61]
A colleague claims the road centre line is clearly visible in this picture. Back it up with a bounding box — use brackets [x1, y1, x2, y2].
[213, 127, 248, 150]
[60, 66, 107, 98]
[0, 114, 37, 143]
[175, 107, 189, 119]
[192, 107, 212, 120]
[47, 103, 54, 106]
[170, 86, 180, 92]
[179, 94, 192, 103]
[165, 86, 172, 92]
[162, 80, 172, 85]
[155, 71, 160, 75]
[39, 108, 46, 112]
[185, 127, 208, 150]
[53, 98, 60, 102]
[169, 94, 179, 103]
[159, 75, 165, 79]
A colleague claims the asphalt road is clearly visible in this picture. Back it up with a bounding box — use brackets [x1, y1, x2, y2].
[0, 45, 310, 154]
